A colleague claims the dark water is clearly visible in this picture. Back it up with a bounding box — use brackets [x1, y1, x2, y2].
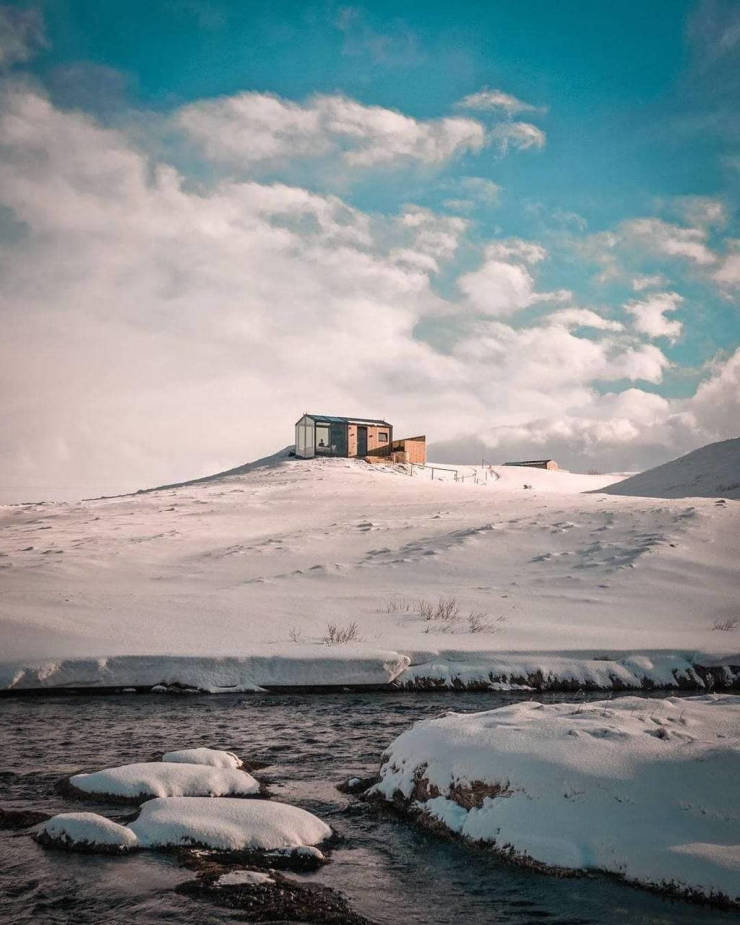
[0, 691, 734, 925]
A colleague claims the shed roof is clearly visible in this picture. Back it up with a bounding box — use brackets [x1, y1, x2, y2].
[299, 414, 392, 426]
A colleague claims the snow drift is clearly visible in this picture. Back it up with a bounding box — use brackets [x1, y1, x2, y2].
[129, 796, 331, 852]
[600, 437, 740, 499]
[161, 747, 243, 768]
[68, 761, 260, 800]
[38, 798, 332, 856]
[371, 694, 740, 905]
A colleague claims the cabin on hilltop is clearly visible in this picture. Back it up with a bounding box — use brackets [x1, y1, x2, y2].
[504, 459, 559, 471]
[295, 414, 426, 464]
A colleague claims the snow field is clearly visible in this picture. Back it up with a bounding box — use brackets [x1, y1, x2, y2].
[370, 694, 740, 904]
[1, 444, 738, 695]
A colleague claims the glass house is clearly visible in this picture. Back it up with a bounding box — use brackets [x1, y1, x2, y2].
[295, 414, 393, 459]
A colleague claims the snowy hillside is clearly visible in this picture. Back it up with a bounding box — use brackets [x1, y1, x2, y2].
[601, 437, 740, 499]
[1, 448, 738, 691]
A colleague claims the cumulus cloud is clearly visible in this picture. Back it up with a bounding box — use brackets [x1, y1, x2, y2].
[0, 5, 46, 68]
[456, 87, 543, 115]
[625, 292, 684, 341]
[457, 239, 553, 315]
[176, 91, 487, 169]
[431, 348, 740, 473]
[456, 239, 572, 316]
[458, 258, 538, 316]
[0, 82, 736, 499]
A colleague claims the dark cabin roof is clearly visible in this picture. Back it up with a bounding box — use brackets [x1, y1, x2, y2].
[298, 414, 392, 426]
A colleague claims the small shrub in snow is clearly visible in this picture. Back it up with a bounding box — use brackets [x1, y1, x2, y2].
[467, 612, 490, 633]
[379, 597, 413, 613]
[287, 626, 304, 643]
[323, 622, 359, 645]
[711, 618, 737, 632]
[417, 598, 434, 621]
[434, 597, 459, 624]
[415, 597, 459, 626]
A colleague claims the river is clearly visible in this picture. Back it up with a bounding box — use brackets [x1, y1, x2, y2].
[0, 690, 734, 924]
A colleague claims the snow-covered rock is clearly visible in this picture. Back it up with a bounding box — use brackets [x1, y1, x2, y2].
[398, 651, 732, 691]
[37, 812, 139, 852]
[161, 747, 243, 769]
[215, 869, 274, 887]
[68, 761, 259, 800]
[371, 694, 740, 905]
[129, 797, 331, 853]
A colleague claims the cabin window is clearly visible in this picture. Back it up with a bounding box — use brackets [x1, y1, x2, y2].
[379, 432, 388, 442]
[315, 423, 331, 449]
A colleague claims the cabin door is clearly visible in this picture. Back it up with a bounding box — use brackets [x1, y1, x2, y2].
[357, 426, 368, 457]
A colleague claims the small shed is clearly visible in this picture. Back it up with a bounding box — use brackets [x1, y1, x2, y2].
[504, 459, 559, 471]
[295, 414, 393, 459]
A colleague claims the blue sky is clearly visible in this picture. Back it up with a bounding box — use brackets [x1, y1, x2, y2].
[0, 1, 738, 498]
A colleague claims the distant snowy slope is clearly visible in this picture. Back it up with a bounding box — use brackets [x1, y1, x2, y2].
[600, 438, 740, 499]
[134, 446, 296, 494]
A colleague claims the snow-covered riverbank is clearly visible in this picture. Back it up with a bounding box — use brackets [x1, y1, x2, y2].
[1, 648, 737, 693]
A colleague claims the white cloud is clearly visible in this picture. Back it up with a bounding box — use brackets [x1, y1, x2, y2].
[688, 347, 740, 438]
[632, 274, 667, 291]
[490, 121, 546, 153]
[458, 258, 538, 316]
[391, 206, 468, 272]
[712, 242, 740, 290]
[456, 87, 543, 115]
[0, 84, 735, 499]
[669, 195, 728, 228]
[620, 218, 716, 265]
[546, 308, 623, 331]
[625, 292, 684, 341]
[0, 6, 46, 68]
[177, 91, 487, 170]
[441, 175, 501, 211]
[457, 240, 572, 316]
[483, 239, 546, 264]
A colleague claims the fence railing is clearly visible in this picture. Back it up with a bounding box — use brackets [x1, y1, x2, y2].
[408, 463, 486, 484]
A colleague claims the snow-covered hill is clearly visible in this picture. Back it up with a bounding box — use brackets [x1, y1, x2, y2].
[1, 450, 738, 691]
[601, 437, 740, 499]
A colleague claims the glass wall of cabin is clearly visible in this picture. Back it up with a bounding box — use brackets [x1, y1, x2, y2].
[295, 416, 315, 458]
